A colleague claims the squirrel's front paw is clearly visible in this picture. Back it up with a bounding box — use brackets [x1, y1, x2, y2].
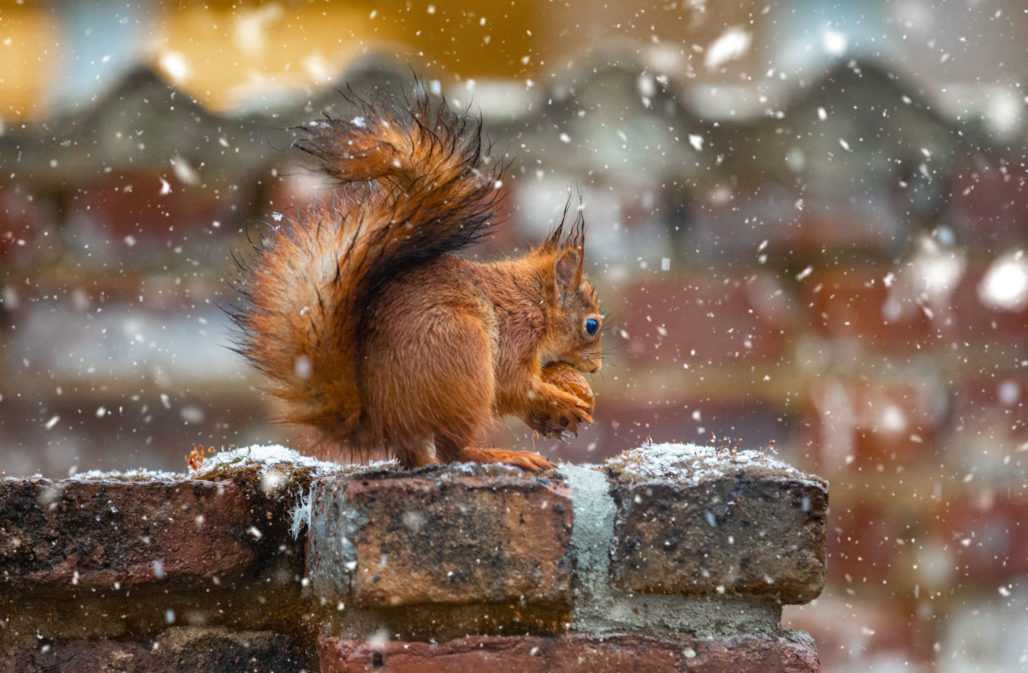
[541, 362, 596, 410]
[526, 383, 594, 439]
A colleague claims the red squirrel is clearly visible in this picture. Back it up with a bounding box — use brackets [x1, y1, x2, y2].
[231, 89, 603, 471]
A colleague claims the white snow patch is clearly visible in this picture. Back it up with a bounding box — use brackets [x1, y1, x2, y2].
[68, 467, 182, 483]
[42, 444, 396, 485]
[290, 486, 313, 540]
[607, 442, 808, 486]
[194, 444, 352, 476]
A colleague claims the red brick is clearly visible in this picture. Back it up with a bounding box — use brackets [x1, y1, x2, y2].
[788, 211, 906, 256]
[786, 594, 920, 669]
[954, 374, 1028, 429]
[950, 157, 1028, 249]
[0, 185, 60, 270]
[946, 373, 1028, 472]
[938, 492, 1028, 587]
[684, 632, 821, 673]
[2, 627, 308, 673]
[827, 502, 907, 587]
[686, 197, 903, 259]
[949, 262, 1028, 350]
[606, 445, 827, 604]
[802, 268, 938, 353]
[801, 262, 1028, 356]
[804, 375, 949, 471]
[760, 209, 906, 258]
[62, 171, 241, 270]
[619, 273, 797, 367]
[306, 466, 573, 608]
[318, 633, 819, 673]
[0, 478, 260, 591]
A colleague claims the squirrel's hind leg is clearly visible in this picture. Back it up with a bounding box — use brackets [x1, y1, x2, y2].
[435, 437, 554, 472]
[395, 439, 442, 470]
[461, 447, 555, 472]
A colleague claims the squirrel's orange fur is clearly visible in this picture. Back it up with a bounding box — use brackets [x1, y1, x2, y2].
[231, 89, 603, 471]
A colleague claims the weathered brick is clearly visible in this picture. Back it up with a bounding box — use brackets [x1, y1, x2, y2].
[318, 632, 819, 673]
[682, 631, 821, 673]
[2, 627, 308, 673]
[2, 639, 150, 673]
[0, 477, 262, 590]
[606, 444, 827, 604]
[801, 268, 938, 353]
[619, 274, 797, 367]
[306, 465, 573, 608]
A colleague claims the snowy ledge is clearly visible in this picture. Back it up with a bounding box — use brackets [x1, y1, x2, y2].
[3, 442, 818, 489]
[606, 442, 827, 488]
[0, 442, 827, 673]
[191, 444, 365, 478]
[191, 443, 552, 481]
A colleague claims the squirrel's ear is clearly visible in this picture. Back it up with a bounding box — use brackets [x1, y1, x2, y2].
[554, 248, 581, 290]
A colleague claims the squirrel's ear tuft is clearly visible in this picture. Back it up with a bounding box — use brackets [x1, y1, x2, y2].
[555, 247, 582, 289]
[543, 220, 566, 252]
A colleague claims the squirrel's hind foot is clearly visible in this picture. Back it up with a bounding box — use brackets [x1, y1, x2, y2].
[458, 447, 555, 472]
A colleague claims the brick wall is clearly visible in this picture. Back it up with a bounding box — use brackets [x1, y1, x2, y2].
[0, 444, 827, 672]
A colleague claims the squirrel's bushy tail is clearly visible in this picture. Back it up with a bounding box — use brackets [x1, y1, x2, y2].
[231, 89, 504, 450]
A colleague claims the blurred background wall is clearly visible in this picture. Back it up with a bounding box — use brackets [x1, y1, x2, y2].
[1, 1, 1027, 671]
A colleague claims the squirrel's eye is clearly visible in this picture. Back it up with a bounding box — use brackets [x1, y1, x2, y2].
[584, 317, 600, 336]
